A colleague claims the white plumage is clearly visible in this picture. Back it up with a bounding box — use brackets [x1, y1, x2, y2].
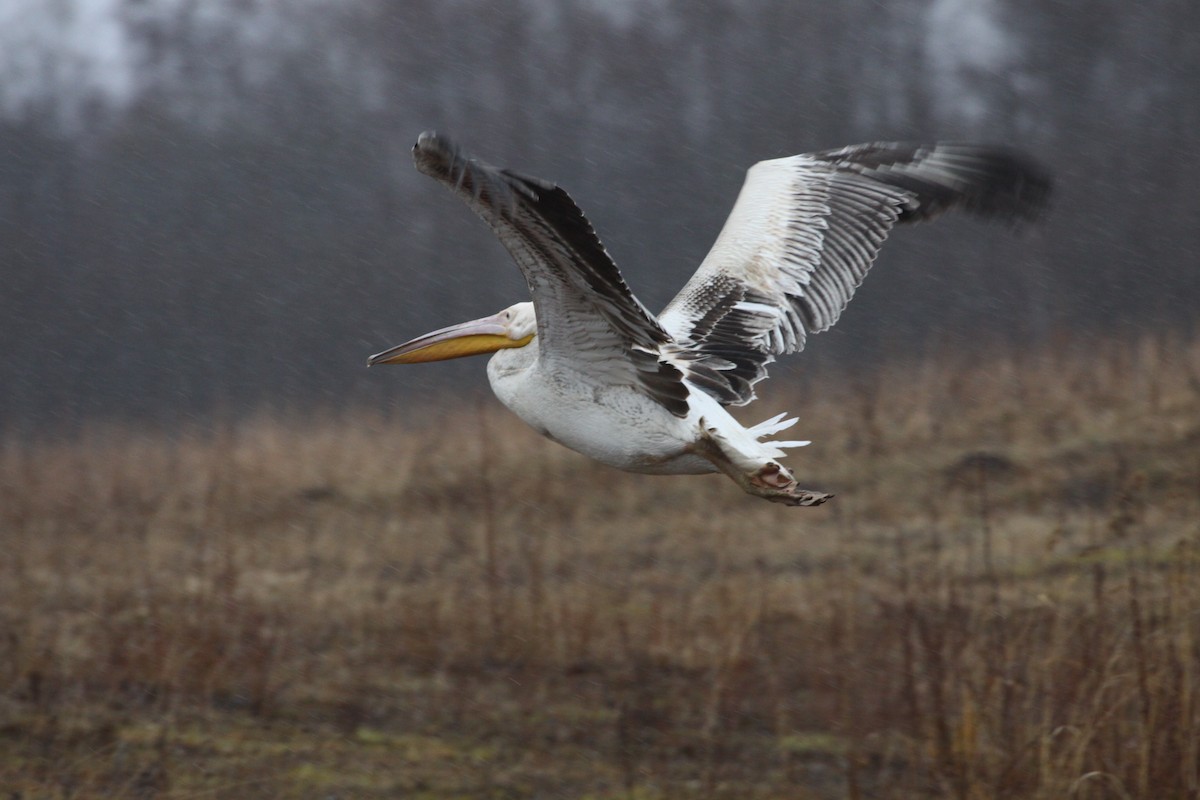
[370, 132, 1050, 505]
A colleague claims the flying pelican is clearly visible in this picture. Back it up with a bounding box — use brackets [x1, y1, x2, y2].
[370, 132, 1050, 505]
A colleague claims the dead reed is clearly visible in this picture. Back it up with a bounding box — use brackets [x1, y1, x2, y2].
[2, 330, 1198, 798]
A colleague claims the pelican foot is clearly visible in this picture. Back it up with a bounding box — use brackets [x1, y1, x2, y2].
[693, 423, 833, 507]
[749, 463, 834, 506]
[750, 461, 794, 489]
[774, 487, 835, 507]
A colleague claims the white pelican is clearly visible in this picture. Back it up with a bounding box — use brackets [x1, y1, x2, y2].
[370, 132, 1050, 505]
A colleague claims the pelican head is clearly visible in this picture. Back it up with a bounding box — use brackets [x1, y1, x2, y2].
[368, 302, 536, 365]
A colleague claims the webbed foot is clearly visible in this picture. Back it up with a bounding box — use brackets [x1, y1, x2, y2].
[695, 420, 833, 507]
[749, 462, 834, 506]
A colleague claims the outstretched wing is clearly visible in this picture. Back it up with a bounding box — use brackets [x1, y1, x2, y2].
[413, 132, 690, 416]
[658, 143, 1052, 406]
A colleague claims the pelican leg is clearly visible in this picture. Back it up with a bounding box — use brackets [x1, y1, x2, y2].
[695, 421, 834, 507]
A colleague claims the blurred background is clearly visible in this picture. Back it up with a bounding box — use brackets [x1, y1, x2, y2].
[2, 0, 1197, 431]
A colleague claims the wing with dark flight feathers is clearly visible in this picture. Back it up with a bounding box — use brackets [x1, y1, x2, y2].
[412, 131, 690, 417]
[658, 142, 1052, 406]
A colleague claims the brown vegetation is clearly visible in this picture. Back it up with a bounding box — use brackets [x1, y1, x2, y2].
[3, 331, 1200, 798]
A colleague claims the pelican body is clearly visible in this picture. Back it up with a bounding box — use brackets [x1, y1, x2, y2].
[371, 133, 1050, 505]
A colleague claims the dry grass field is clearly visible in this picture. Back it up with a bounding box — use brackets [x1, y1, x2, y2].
[3, 332, 1200, 798]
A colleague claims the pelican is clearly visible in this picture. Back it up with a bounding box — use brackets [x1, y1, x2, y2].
[370, 132, 1050, 505]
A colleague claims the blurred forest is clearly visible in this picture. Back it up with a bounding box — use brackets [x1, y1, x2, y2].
[1, 0, 1197, 429]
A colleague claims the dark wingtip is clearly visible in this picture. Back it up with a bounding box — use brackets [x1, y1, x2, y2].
[969, 147, 1054, 225]
[412, 131, 462, 177]
[823, 141, 1054, 226]
[414, 130, 448, 152]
